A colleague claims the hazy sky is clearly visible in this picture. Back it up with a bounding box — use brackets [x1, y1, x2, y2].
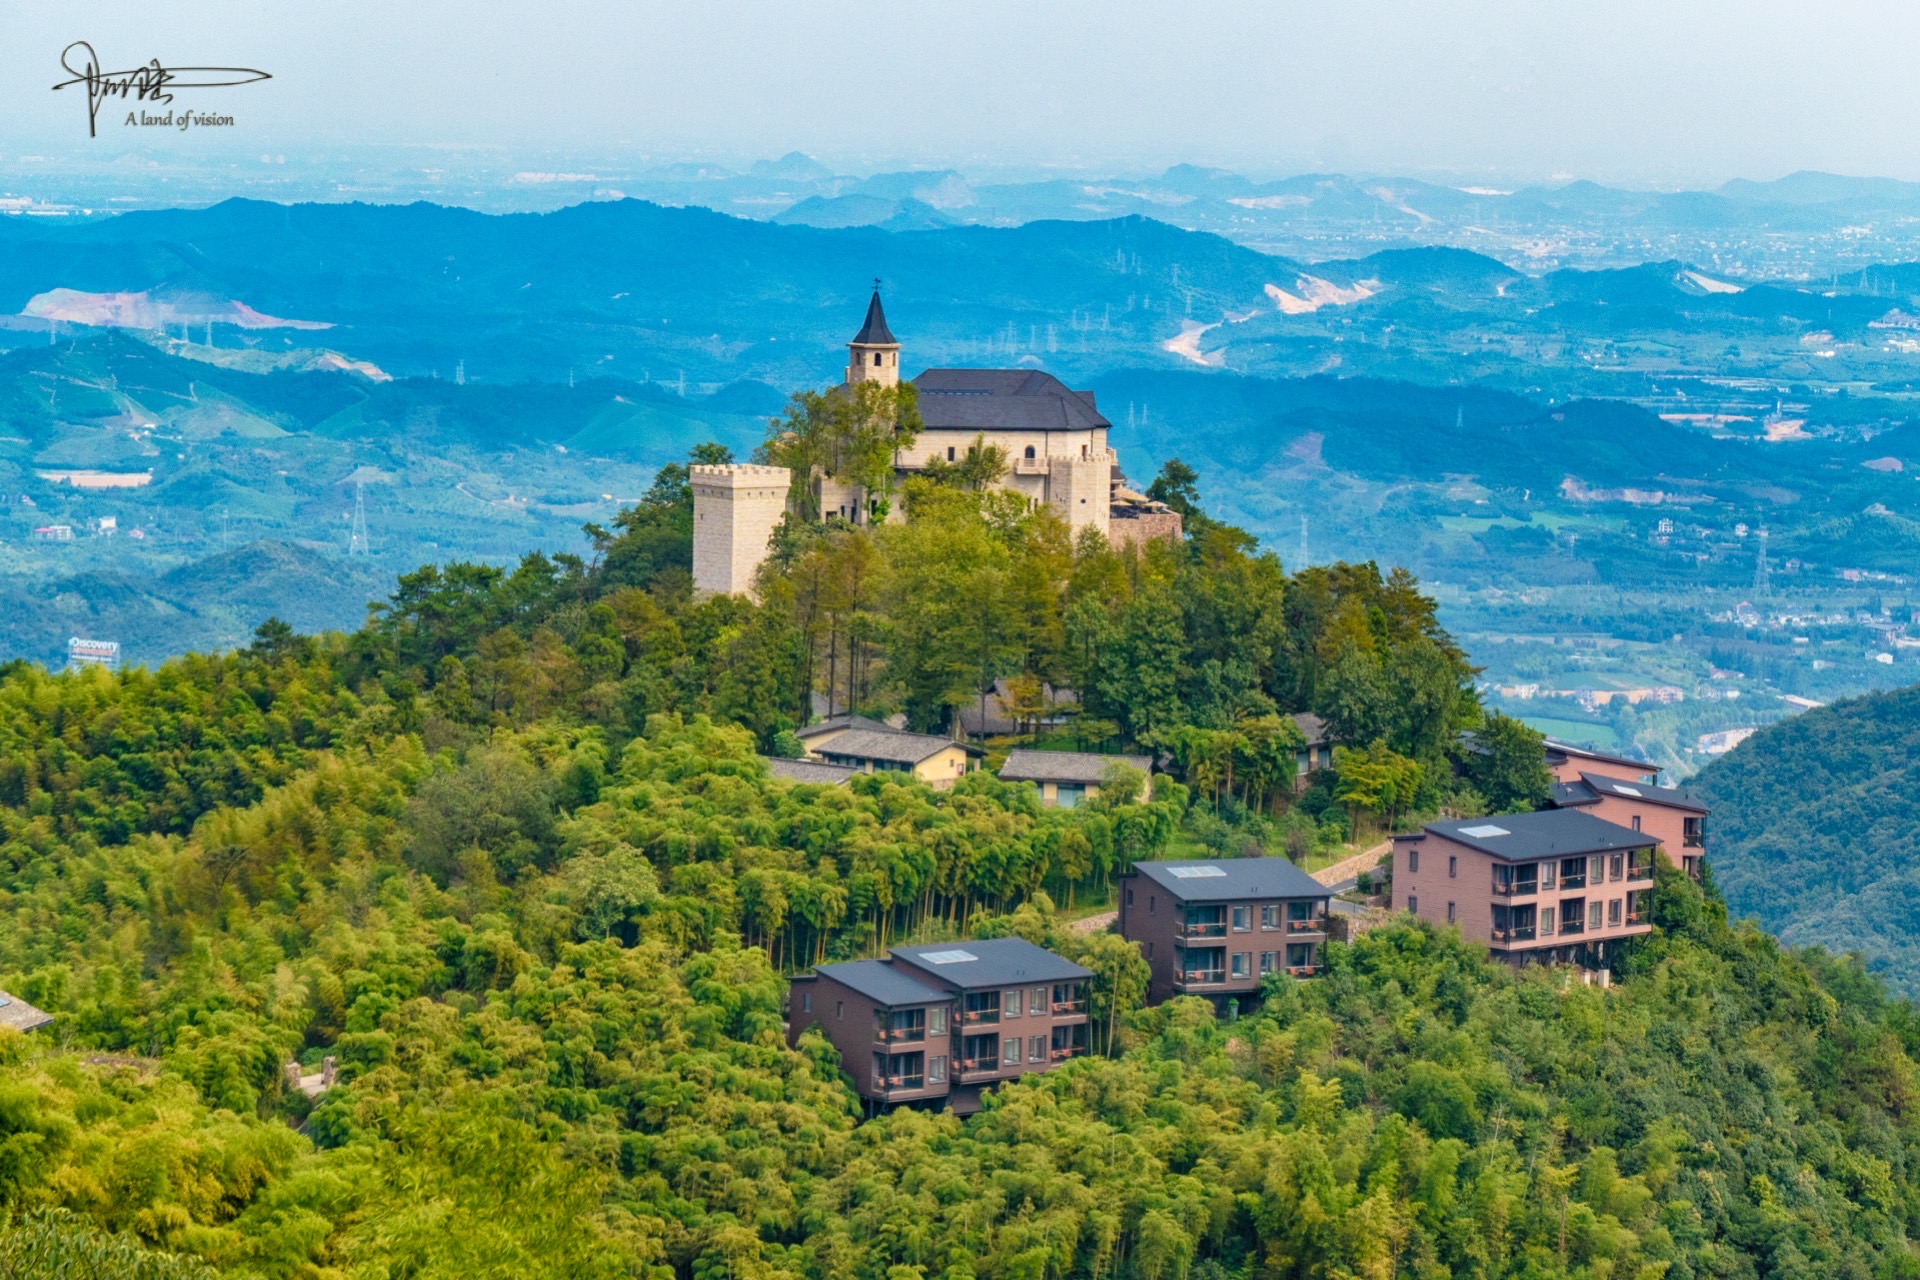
[0, 0, 1912, 185]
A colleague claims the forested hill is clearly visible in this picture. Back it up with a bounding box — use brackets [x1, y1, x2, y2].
[1694, 684, 1920, 992]
[7, 452, 1920, 1277]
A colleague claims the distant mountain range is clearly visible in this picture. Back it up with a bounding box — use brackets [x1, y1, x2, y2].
[5, 196, 1920, 401]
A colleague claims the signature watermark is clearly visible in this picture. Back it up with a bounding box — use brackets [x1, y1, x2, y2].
[52, 41, 270, 137]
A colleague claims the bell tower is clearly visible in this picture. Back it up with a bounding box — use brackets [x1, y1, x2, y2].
[846, 282, 900, 389]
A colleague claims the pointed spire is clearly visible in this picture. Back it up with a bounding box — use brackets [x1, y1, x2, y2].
[852, 284, 896, 346]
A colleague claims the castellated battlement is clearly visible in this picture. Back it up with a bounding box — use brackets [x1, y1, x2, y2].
[691, 463, 792, 600]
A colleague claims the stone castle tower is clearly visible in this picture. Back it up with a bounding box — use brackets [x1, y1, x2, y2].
[845, 288, 899, 388]
[690, 463, 790, 600]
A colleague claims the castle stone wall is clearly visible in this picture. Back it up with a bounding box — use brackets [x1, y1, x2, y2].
[691, 464, 791, 599]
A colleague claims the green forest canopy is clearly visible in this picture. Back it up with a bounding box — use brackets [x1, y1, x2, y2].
[1, 444, 1917, 1278]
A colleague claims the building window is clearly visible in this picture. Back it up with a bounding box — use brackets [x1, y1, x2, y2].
[1031, 1034, 1046, 1062]
[1126, 887, 1134, 907]
[1448, 855, 1457, 879]
[1408, 895, 1419, 914]
[1261, 904, 1280, 929]
[874, 352, 883, 366]
[1540, 908, 1554, 935]
[1609, 898, 1622, 925]
[1024, 445, 1036, 459]
[1231, 952, 1250, 979]
[1033, 987, 1047, 1014]
[1589, 855, 1605, 884]
[1148, 895, 1155, 914]
[1005, 990, 1023, 1018]
[1609, 854, 1623, 880]
[801, 992, 811, 1013]
[1260, 951, 1275, 974]
[1446, 901, 1456, 924]
[1003, 1035, 1022, 1066]
[1232, 905, 1250, 932]
[1631, 815, 1642, 832]
[929, 1006, 947, 1036]
[1589, 900, 1604, 930]
[1410, 849, 1420, 873]
[1560, 857, 1586, 890]
[947, 447, 955, 461]
[929, 1055, 947, 1083]
[1541, 861, 1556, 890]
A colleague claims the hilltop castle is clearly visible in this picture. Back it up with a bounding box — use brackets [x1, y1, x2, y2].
[692, 291, 1181, 597]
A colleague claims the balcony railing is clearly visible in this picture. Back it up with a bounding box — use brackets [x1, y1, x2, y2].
[1177, 920, 1227, 938]
[1012, 456, 1049, 476]
[1178, 969, 1226, 985]
[1627, 866, 1654, 882]
[1048, 1046, 1082, 1062]
[1625, 911, 1645, 926]
[1285, 965, 1320, 977]
[1491, 881, 1539, 897]
[878, 1075, 926, 1091]
[1490, 926, 1537, 943]
[1560, 877, 1586, 891]
[960, 1009, 999, 1025]
[1558, 919, 1586, 935]
[1286, 917, 1328, 933]
[876, 1026, 926, 1043]
[1051, 1000, 1088, 1016]
[957, 1056, 1000, 1073]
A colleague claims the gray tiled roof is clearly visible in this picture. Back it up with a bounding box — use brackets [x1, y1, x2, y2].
[1424, 808, 1656, 861]
[0, 990, 52, 1033]
[818, 728, 978, 766]
[814, 959, 945, 1007]
[890, 937, 1092, 990]
[763, 756, 861, 786]
[796, 713, 894, 740]
[1129, 857, 1329, 903]
[911, 368, 1110, 432]
[999, 749, 1150, 785]
[1291, 712, 1330, 747]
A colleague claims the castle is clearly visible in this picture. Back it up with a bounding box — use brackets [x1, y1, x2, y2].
[692, 291, 1180, 598]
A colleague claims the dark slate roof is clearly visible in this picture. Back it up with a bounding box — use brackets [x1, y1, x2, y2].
[954, 678, 1076, 737]
[1566, 771, 1707, 813]
[890, 937, 1091, 990]
[1129, 857, 1329, 903]
[1291, 712, 1330, 747]
[1000, 749, 1151, 785]
[1423, 809, 1656, 861]
[796, 713, 895, 740]
[814, 959, 945, 1007]
[817, 728, 980, 765]
[0, 989, 52, 1033]
[763, 756, 861, 786]
[911, 369, 1110, 433]
[1543, 737, 1656, 775]
[851, 290, 897, 345]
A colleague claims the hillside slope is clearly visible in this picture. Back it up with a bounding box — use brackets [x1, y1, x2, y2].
[1694, 684, 1920, 990]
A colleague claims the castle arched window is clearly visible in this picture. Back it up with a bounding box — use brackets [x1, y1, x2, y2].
[1024, 445, 1036, 459]
[874, 352, 882, 366]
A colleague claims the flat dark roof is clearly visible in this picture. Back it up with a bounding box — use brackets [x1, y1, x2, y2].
[1556, 771, 1706, 814]
[812, 959, 945, 1007]
[1128, 857, 1329, 903]
[763, 756, 862, 786]
[890, 937, 1091, 990]
[1423, 808, 1656, 861]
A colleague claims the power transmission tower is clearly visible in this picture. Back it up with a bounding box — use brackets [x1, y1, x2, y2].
[1752, 528, 1771, 598]
[348, 483, 370, 556]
